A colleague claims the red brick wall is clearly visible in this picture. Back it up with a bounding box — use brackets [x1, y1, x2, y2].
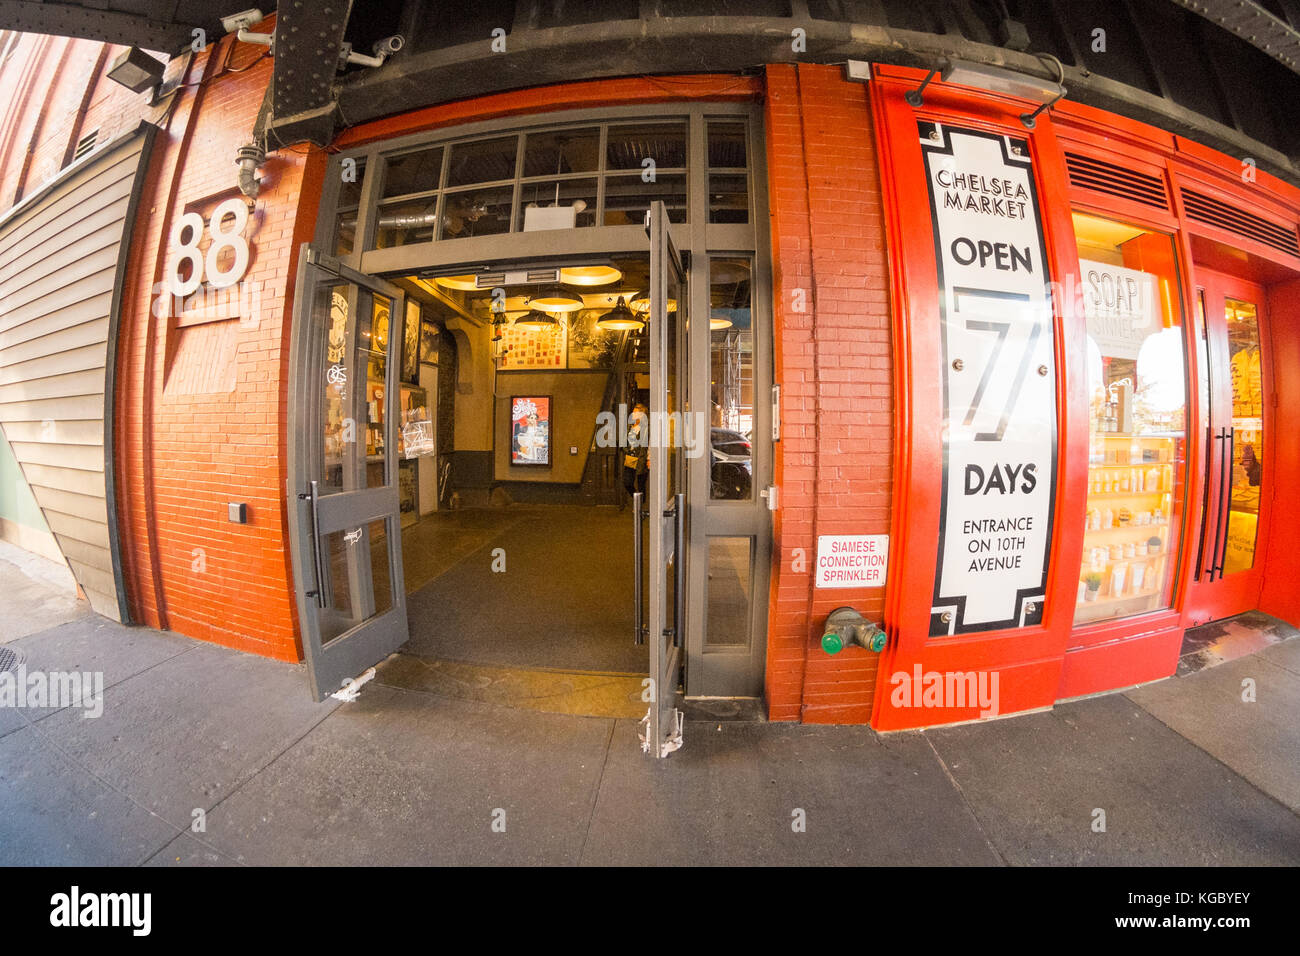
[2, 36, 898, 713]
[0, 25, 314, 661]
[763, 64, 893, 724]
[114, 24, 317, 661]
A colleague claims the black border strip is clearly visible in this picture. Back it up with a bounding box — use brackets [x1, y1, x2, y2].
[920, 121, 1057, 636]
[103, 121, 160, 625]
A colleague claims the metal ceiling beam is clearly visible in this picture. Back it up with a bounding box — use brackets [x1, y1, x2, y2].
[333, 15, 1300, 184]
[264, 0, 353, 146]
[0, 1, 217, 54]
[1169, 0, 1300, 72]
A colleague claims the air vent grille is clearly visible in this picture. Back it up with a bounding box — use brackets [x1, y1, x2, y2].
[1181, 188, 1300, 259]
[72, 129, 97, 162]
[1065, 151, 1169, 211]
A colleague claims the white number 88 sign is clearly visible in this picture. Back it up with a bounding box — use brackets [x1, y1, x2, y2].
[166, 197, 250, 296]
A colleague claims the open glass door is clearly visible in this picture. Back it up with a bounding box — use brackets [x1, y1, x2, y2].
[288, 246, 410, 700]
[1186, 270, 1270, 623]
[641, 201, 687, 757]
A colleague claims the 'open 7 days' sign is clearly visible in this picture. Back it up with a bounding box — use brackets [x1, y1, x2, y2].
[920, 122, 1058, 636]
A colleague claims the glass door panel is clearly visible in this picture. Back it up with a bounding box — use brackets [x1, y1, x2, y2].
[1223, 298, 1264, 574]
[1072, 213, 1189, 624]
[289, 246, 410, 701]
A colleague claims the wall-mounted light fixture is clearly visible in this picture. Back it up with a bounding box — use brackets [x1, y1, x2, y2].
[106, 47, 166, 94]
[905, 55, 1067, 129]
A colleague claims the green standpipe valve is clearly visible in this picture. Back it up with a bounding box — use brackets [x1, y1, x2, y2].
[821, 606, 887, 655]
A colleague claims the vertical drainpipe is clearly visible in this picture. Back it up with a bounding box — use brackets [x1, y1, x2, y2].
[793, 63, 823, 721]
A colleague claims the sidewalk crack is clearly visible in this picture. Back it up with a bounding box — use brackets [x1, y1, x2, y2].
[922, 733, 1007, 865]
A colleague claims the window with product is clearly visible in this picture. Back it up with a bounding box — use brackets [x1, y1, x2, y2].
[1073, 212, 1189, 624]
[1222, 297, 1264, 573]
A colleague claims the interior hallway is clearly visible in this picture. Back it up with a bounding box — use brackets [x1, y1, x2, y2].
[400, 505, 647, 674]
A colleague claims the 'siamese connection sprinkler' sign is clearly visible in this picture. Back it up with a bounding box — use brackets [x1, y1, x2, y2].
[815, 535, 889, 588]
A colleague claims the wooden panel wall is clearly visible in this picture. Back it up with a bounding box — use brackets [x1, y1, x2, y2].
[0, 129, 148, 620]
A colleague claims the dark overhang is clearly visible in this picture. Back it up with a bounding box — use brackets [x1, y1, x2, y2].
[5, 1, 1300, 184]
[0, 1, 236, 52]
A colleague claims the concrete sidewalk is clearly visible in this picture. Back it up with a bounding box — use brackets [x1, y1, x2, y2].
[1, 574, 1297, 865]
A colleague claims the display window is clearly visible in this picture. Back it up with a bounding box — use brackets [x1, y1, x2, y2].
[1222, 298, 1265, 573]
[1072, 212, 1189, 624]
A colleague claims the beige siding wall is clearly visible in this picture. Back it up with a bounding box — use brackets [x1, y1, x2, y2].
[0, 130, 148, 621]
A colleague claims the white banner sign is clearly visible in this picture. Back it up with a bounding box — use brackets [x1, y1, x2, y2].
[921, 123, 1057, 635]
[815, 535, 889, 588]
[1079, 258, 1160, 360]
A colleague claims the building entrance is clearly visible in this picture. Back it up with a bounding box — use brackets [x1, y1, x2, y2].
[1185, 269, 1274, 625]
[288, 203, 710, 755]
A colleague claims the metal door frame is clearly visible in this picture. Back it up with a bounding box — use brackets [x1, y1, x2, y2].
[643, 201, 687, 757]
[1186, 268, 1272, 621]
[288, 245, 410, 700]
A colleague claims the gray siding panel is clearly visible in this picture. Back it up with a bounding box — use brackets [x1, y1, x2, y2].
[0, 128, 151, 624]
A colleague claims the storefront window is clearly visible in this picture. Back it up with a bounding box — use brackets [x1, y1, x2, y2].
[351, 116, 746, 246]
[604, 121, 688, 224]
[707, 121, 749, 224]
[333, 158, 366, 256]
[1223, 298, 1264, 572]
[1073, 212, 1188, 624]
[709, 257, 753, 500]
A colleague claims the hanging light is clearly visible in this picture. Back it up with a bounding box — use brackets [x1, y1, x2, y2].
[596, 296, 644, 331]
[515, 309, 560, 331]
[433, 274, 480, 291]
[629, 291, 677, 314]
[710, 311, 733, 330]
[529, 284, 583, 312]
[560, 264, 622, 287]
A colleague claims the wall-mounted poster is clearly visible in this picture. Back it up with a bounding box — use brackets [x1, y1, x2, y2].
[920, 121, 1058, 636]
[419, 320, 440, 365]
[510, 395, 551, 466]
[402, 301, 420, 383]
[501, 320, 565, 368]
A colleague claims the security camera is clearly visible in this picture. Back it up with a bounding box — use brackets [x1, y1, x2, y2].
[373, 35, 404, 57]
[221, 9, 264, 34]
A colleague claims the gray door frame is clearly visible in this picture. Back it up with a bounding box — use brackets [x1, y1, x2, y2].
[311, 102, 774, 701]
[288, 246, 410, 700]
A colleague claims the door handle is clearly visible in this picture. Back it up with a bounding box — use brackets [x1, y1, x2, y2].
[1197, 423, 1215, 581]
[1214, 427, 1234, 578]
[298, 479, 328, 608]
[632, 491, 645, 645]
[673, 492, 685, 649]
[1208, 428, 1228, 581]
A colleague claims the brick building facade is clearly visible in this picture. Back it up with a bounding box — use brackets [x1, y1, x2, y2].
[2, 8, 1298, 734]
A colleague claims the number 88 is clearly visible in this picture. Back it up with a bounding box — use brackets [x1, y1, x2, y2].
[166, 197, 250, 296]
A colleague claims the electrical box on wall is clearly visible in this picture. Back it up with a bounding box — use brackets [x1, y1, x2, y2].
[228, 502, 248, 524]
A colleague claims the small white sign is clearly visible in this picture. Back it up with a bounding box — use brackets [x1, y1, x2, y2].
[1079, 258, 1159, 360]
[816, 534, 889, 588]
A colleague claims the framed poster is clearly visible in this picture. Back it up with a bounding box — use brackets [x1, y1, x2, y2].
[402, 300, 420, 383]
[510, 395, 551, 466]
[419, 319, 440, 365]
[919, 121, 1058, 636]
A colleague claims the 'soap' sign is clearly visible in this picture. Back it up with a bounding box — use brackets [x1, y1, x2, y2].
[920, 122, 1057, 636]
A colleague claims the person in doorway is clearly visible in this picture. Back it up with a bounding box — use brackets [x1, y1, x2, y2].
[622, 402, 649, 508]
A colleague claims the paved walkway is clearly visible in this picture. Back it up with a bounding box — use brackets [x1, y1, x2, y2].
[0, 559, 1297, 865]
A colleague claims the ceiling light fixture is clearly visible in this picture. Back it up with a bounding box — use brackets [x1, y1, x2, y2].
[710, 311, 733, 330]
[106, 47, 166, 93]
[905, 56, 1066, 128]
[559, 265, 623, 286]
[515, 309, 560, 331]
[596, 296, 644, 331]
[433, 274, 480, 291]
[529, 284, 583, 312]
[629, 291, 677, 315]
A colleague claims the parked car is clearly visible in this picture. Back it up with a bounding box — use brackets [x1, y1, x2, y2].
[710, 428, 752, 499]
